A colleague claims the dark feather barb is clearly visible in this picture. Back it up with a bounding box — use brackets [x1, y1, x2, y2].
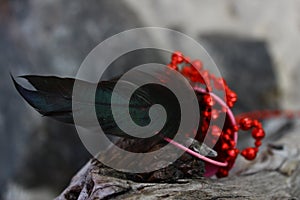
[12, 74, 182, 139]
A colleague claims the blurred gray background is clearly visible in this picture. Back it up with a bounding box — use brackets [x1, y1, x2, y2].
[1, 0, 300, 199]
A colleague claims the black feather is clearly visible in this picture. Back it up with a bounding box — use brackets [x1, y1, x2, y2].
[12, 74, 184, 138]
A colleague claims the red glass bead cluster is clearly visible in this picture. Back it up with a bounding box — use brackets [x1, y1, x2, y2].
[238, 118, 265, 160]
[167, 51, 265, 178]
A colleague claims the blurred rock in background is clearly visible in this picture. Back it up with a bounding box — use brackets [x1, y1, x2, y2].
[200, 34, 278, 113]
[2, 0, 300, 199]
[0, 0, 156, 199]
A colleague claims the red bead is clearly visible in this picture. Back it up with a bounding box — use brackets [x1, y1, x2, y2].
[222, 106, 228, 113]
[222, 134, 231, 141]
[252, 120, 262, 128]
[255, 140, 262, 147]
[203, 110, 211, 118]
[214, 77, 225, 90]
[225, 160, 235, 168]
[227, 149, 238, 158]
[227, 89, 237, 99]
[226, 129, 233, 136]
[227, 102, 234, 108]
[226, 89, 237, 108]
[239, 117, 253, 130]
[229, 140, 236, 148]
[211, 109, 219, 120]
[191, 60, 203, 71]
[201, 70, 209, 79]
[203, 94, 214, 107]
[201, 121, 209, 134]
[171, 59, 178, 65]
[172, 51, 184, 63]
[232, 125, 239, 132]
[252, 128, 265, 140]
[211, 125, 222, 137]
[216, 168, 229, 178]
[221, 143, 230, 151]
[167, 63, 178, 70]
[241, 147, 257, 160]
[190, 70, 201, 82]
[181, 66, 192, 77]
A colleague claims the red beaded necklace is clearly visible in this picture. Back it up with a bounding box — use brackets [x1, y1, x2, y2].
[164, 51, 265, 178]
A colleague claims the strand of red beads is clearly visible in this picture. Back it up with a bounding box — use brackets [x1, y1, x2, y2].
[236, 109, 300, 121]
[167, 51, 266, 178]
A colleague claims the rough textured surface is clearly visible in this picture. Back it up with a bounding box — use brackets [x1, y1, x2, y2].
[56, 155, 300, 199]
[56, 120, 300, 199]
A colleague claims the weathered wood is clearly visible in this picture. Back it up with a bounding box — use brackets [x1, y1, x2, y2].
[56, 120, 300, 200]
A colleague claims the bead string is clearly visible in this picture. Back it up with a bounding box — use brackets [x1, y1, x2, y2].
[193, 86, 238, 143]
[164, 51, 266, 177]
[235, 109, 300, 121]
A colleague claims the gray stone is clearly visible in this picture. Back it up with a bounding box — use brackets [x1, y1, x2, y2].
[0, 0, 153, 198]
[200, 34, 279, 113]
